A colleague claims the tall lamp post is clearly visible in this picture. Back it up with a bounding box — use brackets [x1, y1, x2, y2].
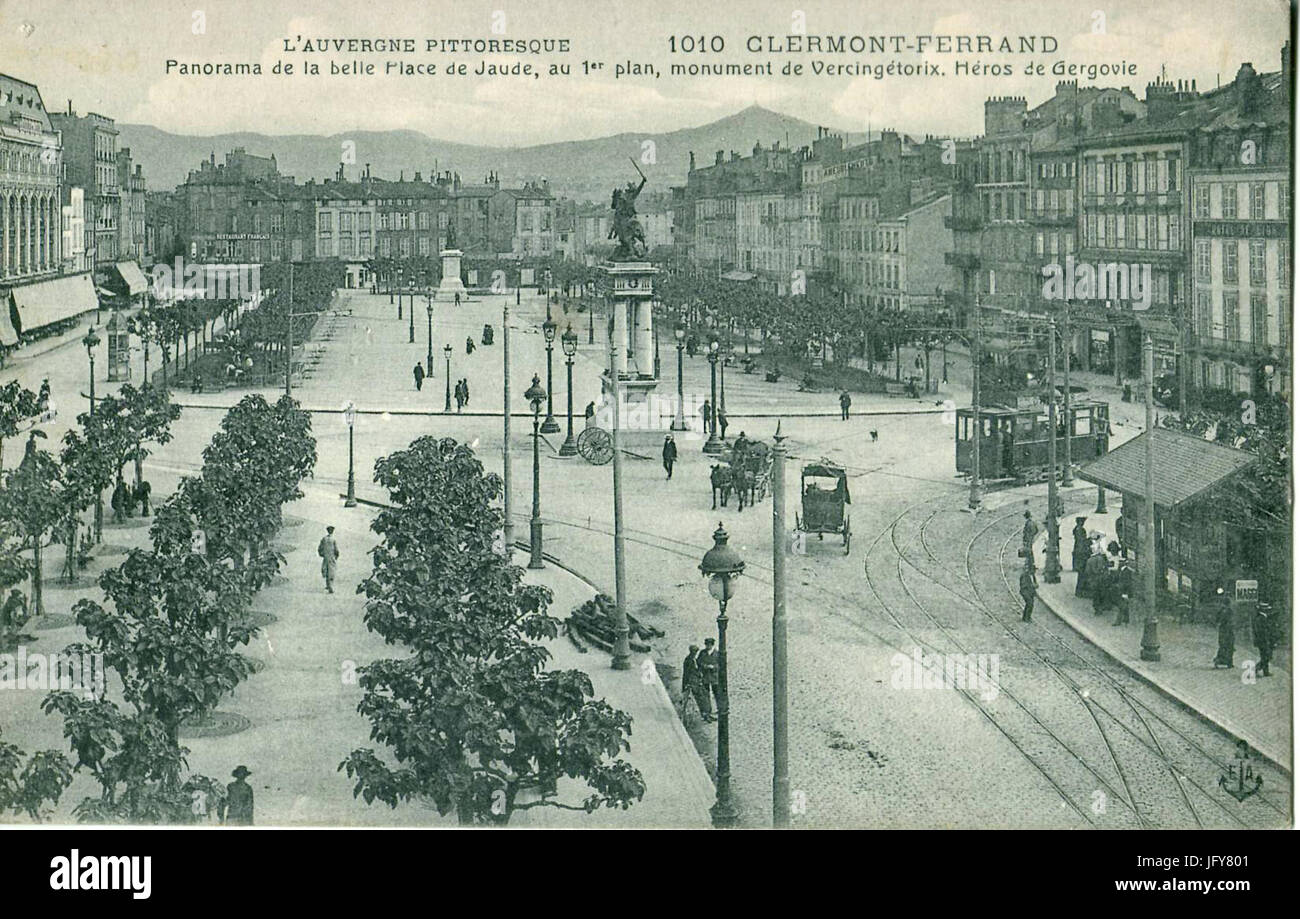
[525, 373, 547, 569]
[559, 326, 579, 456]
[541, 313, 560, 434]
[443, 343, 453, 412]
[718, 340, 730, 441]
[672, 321, 688, 431]
[344, 401, 357, 507]
[700, 523, 744, 828]
[83, 327, 100, 416]
[396, 269, 404, 319]
[703, 336, 722, 454]
[425, 293, 434, 376]
[771, 423, 790, 827]
[408, 281, 416, 343]
[1043, 319, 1062, 582]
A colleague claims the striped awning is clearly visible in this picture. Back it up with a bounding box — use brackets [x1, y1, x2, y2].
[9, 273, 99, 336]
[0, 299, 18, 346]
[113, 261, 149, 296]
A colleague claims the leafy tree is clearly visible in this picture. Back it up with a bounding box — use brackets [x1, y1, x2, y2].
[0, 379, 39, 470]
[0, 518, 31, 648]
[0, 726, 73, 821]
[342, 437, 644, 824]
[0, 433, 65, 618]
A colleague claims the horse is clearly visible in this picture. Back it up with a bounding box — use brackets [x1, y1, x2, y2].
[710, 464, 733, 509]
[731, 466, 753, 512]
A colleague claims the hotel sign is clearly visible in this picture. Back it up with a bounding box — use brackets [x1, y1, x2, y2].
[1193, 220, 1287, 239]
[215, 233, 271, 241]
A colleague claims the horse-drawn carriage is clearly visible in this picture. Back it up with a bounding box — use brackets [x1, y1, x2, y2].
[709, 438, 773, 510]
[795, 462, 851, 554]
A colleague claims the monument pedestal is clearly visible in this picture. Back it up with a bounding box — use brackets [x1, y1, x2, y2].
[434, 248, 468, 303]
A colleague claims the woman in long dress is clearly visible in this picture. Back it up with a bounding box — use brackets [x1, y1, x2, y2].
[1212, 589, 1235, 669]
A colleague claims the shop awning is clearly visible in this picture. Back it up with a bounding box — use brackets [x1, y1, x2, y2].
[1077, 428, 1255, 509]
[9, 273, 99, 336]
[113, 261, 149, 296]
[0, 301, 18, 347]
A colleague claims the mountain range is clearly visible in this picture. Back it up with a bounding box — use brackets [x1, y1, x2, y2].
[117, 105, 864, 203]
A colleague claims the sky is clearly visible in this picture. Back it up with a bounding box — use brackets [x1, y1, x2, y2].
[0, 0, 1291, 145]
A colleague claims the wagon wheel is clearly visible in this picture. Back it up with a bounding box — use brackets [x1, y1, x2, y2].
[843, 514, 852, 555]
[576, 427, 614, 465]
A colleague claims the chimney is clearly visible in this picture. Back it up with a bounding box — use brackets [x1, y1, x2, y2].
[715, 150, 724, 165]
[1235, 62, 1262, 115]
[689, 150, 696, 171]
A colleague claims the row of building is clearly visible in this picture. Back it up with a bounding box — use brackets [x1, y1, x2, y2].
[1, 73, 151, 353]
[669, 45, 1292, 398]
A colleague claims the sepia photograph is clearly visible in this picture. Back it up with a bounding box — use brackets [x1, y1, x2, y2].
[0, 0, 1294, 888]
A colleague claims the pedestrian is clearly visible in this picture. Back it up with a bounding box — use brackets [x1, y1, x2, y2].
[111, 477, 128, 524]
[317, 525, 340, 594]
[1254, 603, 1274, 677]
[466, 335, 475, 355]
[700, 399, 712, 435]
[217, 765, 254, 826]
[1071, 517, 1089, 575]
[454, 380, 465, 412]
[136, 478, 152, 517]
[1212, 588, 1235, 669]
[733, 431, 749, 457]
[37, 377, 50, 412]
[680, 644, 710, 721]
[662, 433, 677, 479]
[717, 409, 729, 440]
[413, 363, 425, 391]
[1085, 550, 1111, 613]
[122, 479, 136, 518]
[1113, 559, 1134, 625]
[1020, 565, 1038, 622]
[461, 378, 470, 406]
[1021, 510, 1039, 560]
[839, 390, 852, 421]
[696, 638, 720, 721]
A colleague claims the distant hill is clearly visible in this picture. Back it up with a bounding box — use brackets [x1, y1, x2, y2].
[117, 105, 862, 202]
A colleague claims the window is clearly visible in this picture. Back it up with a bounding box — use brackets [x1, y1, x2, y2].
[1195, 186, 1210, 218]
[1249, 241, 1266, 286]
[1280, 243, 1290, 287]
[1222, 291, 1238, 339]
[318, 212, 332, 231]
[1250, 183, 1265, 220]
[1251, 293, 1268, 346]
[1196, 240, 1211, 281]
[1223, 243, 1238, 283]
[1196, 290, 1211, 338]
[1221, 184, 1238, 219]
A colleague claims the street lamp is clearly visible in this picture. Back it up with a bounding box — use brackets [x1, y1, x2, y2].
[343, 401, 357, 507]
[396, 268, 404, 318]
[425, 293, 434, 376]
[443, 343, 453, 413]
[541, 313, 561, 434]
[82, 327, 101, 416]
[525, 373, 547, 569]
[718, 339, 730, 440]
[408, 279, 416, 343]
[703, 336, 722, 454]
[699, 522, 744, 828]
[672, 320, 688, 431]
[559, 325, 579, 456]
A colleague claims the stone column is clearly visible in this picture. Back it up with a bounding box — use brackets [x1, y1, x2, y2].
[612, 299, 629, 376]
[0, 192, 8, 276]
[634, 300, 654, 377]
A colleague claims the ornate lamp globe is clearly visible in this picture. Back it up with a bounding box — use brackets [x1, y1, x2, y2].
[700, 523, 745, 603]
[443, 343, 452, 360]
[83, 327, 101, 353]
[675, 320, 686, 342]
[561, 325, 578, 357]
[542, 316, 557, 344]
[708, 336, 719, 354]
[525, 373, 547, 412]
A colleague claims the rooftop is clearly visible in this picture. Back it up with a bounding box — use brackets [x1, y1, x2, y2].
[1077, 427, 1256, 508]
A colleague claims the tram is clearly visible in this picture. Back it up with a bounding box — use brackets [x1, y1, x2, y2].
[955, 400, 1110, 483]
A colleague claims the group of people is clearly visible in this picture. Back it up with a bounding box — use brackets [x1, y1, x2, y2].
[1071, 517, 1136, 625]
[410, 363, 471, 412]
[680, 639, 721, 723]
[698, 399, 728, 438]
[110, 476, 152, 523]
[1213, 588, 1276, 677]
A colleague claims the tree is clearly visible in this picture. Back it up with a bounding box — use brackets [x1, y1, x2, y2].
[0, 432, 65, 618]
[0, 379, 39, 470]
[342, 437, 644, 824]
[0, 518, 31, 648]
[0, 726, 73, 821]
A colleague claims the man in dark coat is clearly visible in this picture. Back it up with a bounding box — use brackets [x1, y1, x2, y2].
[136, 479, 152, 517]
[1254, 604, 1274, 677]
[1085, 551, 1111, 612]
[1212, 588, 1235, 668]
[218, 765, 254, 826]
[662, 434, 678, 479]
[681, 644, 710, 721]
[1020, 566, 1038, 622]
[699, 399, 712, 435]
[413, 363, 425, 391]
[696, 638, 720, 720]
[1113, 559, 1135, 625]
[111, 478, 128, 524]
[839, 390, 852, 421]
[1021, 510, 1039, 562]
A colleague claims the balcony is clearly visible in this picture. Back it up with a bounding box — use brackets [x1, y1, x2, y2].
[1029, 212, 1076, 227]
[945, 251, 981, 270]
[944, 214, 982, 232]
[1193, 336, 1285, 359]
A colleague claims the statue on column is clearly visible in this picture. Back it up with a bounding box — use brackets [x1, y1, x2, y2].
[609, 159, 648, 260]
[444, 221, 457, 251]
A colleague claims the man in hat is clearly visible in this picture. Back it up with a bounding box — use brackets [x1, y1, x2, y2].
[839, 390, 852, 421]
[1019, 564, 1038, 622]
[1114, 558, 1135, 626]
[1212, 587, 1235, 668]
[413, 363, 425, 391]
[111, 476, 129, 524]
[1021, 510, 1039, 561]
[318, 525, 340, 594]
[218, 765, 254, 826]
[680, 644, 707, 721]
[1254, 603, 1274, 677]
[662, 433, 678, 479]
[696, 638, 719, 722]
